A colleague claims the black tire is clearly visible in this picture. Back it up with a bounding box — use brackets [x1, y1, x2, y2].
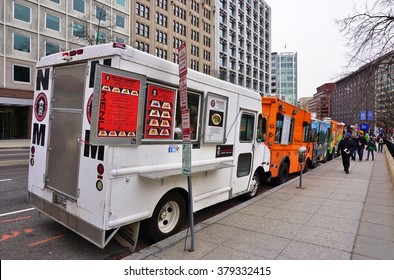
[245, 173, 260, 199]
[303, 159, 310, 173]
[142, 191, 186, 242]
[275, 162, 289, 185]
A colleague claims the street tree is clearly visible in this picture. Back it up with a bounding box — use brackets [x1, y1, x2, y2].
[337, 0, 394, 134]
[71, 5, 115, 45]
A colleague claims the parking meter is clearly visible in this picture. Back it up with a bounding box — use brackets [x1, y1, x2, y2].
[297, 146, 307, 188]
[298, 146, 307, 163]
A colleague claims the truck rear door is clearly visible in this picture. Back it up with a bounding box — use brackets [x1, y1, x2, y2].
[46, 64, 86, 199]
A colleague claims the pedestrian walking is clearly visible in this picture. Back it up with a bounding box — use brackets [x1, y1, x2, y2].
[338, 132, 356, 174]
[378, 136, 384, 153]
[356, 132, 368, 161]
[351, 134, 357, 161]
[366, 136, 377, 160]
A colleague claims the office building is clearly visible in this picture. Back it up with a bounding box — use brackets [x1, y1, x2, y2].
[271, 52, 297, 105]
[309, 83, 335, 119]
[215, 0, 271, 95]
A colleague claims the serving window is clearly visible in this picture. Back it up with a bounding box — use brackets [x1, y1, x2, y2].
[174, 92, 201, 141]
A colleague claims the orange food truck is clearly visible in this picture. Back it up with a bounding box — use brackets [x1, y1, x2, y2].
[261, 97, 313, 185]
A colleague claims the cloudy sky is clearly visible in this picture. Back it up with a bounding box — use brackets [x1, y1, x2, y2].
[268, 0, 368, 98]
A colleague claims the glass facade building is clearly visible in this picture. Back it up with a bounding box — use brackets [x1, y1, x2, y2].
[271, 52, 298, 105]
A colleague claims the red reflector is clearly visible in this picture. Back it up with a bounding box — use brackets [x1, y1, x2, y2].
[113, 42, 126, 49]
[62, 52, 69, 56]
[31, 146, 35, 154]
[76, 49, 84, 55]
[97, 164, 104, 175]
[69, 50, 77, 56]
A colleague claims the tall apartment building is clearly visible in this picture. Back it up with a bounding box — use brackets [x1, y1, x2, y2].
[132, 0, 215, 76]
[215, 0, 271, 95]
[0, 0, 272, 140]
[271, 52, 297, 105]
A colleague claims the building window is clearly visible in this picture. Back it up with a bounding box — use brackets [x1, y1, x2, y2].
[13, 2, 31, 23]
[72, 22, 85, 38]
[116, 0, 125, 6]
[13, 33, 30, 53]
[156, 12, 168, 27]
[46, 14, 60, 31]
[45, 42, 60, 55]
[136, 22, 149, 38]
[116, 15, 125, 28]
[96, 31, 107, 44]
[156, 0, 168, 10]
[136, 3, 149, 19]
[155, 48, 167, 59]
[96, 6, 107, 21]
[73, 0, 85, 13]
[49, 0, 60, 3]
[115, 37, 125, 43]
[13, 65, 31, 83]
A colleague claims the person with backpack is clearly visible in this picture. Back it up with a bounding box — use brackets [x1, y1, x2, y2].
[366, 136, 377, 160]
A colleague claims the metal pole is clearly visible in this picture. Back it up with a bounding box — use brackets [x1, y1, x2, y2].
[297, 162, 303, 188]
[187, 175, 195, 252]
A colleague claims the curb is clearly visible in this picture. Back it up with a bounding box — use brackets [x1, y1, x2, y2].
[0, 160, 29, 167]
[384, 146, 394, 190]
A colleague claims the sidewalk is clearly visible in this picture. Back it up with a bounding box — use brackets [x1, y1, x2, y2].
[0, 139, 30, 149]
[126, 148, 394, 260]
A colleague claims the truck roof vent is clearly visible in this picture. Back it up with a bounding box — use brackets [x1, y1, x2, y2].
[113, 42, 126, 49]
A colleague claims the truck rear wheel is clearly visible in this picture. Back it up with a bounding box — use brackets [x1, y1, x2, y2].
[275, 162, 289, 185]
[245, 173, 260, 199]
[142, 191, 186, 242]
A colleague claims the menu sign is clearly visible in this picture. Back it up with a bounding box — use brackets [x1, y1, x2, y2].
[96, 72, 140, 139]
[145, 85, 175, 139]
[204, 93, 228, 143]
[90, 65, 146, 146]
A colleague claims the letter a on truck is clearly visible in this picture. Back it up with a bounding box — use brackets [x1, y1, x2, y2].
[28, 43, 271, 249]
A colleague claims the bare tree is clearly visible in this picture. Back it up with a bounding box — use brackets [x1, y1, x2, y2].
[337, 0, 394, 66]
[71, 5, 115, 46]
[337, 0, 394, 134]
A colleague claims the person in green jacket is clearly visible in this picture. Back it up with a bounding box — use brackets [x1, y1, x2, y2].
[366, 136, 377, 161]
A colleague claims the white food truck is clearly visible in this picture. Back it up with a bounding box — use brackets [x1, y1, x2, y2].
[28, 43, 271, 249]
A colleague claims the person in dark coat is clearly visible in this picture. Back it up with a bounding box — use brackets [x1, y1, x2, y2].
[351, 134, 357, 161]
[338, 132, 356, 174]
[356, 132, 368, 161]
[377, 136, 384, 153]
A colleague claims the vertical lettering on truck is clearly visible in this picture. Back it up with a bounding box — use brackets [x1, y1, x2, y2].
[83, 130, 104, 161]
[32, 68, 50, 147]
[36, 68, 50, 91]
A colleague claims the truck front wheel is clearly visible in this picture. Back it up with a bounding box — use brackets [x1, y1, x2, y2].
[142, 191, 186, 242]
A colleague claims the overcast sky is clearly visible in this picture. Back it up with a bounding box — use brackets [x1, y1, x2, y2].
[268, 0, 367, 98]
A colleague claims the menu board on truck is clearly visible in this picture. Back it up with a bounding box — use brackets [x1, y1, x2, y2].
[90, 65, 146, 145]
[144, 85, 175, 139]
[204, 93, 228, 143]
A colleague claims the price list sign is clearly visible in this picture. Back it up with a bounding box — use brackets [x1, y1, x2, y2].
[96, 72, 140, 138]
